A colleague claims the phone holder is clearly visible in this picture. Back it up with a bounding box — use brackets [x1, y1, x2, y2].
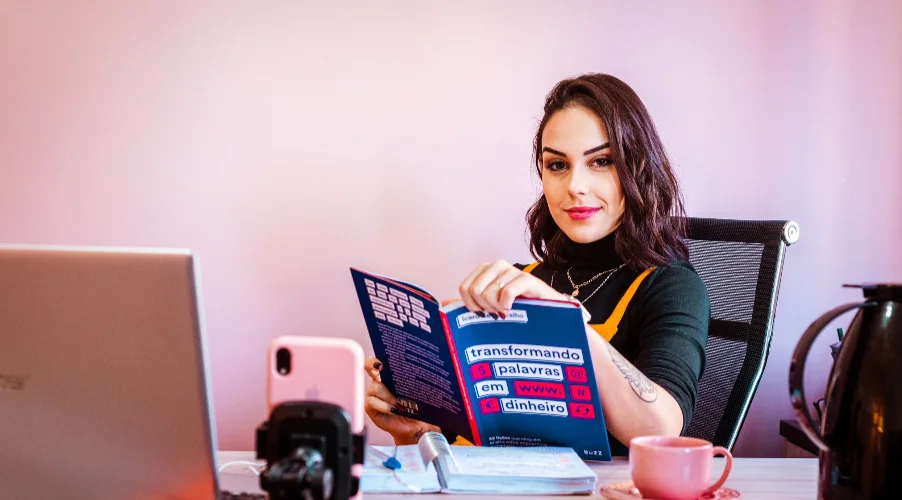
[256, 401, 365, 500]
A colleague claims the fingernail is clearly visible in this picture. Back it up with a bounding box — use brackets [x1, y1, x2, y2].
[499, 311, 507, 320]
[475, 311, 485, 317]
[390, 407, 398, 414]
[374, 361, 382, 370]
[489, 313, 498, 320]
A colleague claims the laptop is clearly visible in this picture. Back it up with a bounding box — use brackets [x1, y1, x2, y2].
[0, 245, 222, 499]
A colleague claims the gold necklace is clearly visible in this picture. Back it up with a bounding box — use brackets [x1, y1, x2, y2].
[551, 264, 625, 301]
[565, 265, 620, 297]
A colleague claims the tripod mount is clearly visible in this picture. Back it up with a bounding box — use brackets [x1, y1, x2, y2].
[256, 401, 365, 500]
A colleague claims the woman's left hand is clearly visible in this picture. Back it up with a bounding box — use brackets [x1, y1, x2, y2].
[458, 260, 575, 318]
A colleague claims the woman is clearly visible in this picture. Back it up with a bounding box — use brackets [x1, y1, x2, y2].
[364, 73, 710, 456]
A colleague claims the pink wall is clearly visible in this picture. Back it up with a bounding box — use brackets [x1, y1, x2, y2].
[1, 1, 900, 457]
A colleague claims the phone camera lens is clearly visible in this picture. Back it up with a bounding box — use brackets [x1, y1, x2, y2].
[276, 348, 291, 375]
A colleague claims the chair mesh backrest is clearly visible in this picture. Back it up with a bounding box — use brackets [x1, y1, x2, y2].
[681, 218, 795, 450]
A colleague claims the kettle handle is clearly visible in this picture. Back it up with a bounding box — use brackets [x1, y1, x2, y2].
[789, 301, 867, 452]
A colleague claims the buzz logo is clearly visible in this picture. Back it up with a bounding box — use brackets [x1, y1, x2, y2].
[304, 386, 320, 400]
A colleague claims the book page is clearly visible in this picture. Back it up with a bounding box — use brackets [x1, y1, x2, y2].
[350, 268, 476, 443]
[417, 431, 455, 466]
[445, 446, 595, 478]
[444, 299, 612, 461]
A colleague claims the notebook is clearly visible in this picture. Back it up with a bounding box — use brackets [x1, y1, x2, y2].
[360, 432, 598, 495]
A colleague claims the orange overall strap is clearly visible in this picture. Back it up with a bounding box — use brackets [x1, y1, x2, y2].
[590, 267, 656, 342]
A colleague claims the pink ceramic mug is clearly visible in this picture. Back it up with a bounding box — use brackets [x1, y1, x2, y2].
[629, 436, 733, 500]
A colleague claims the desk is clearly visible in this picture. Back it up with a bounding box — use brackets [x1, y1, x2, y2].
[218, 451, 819, 499]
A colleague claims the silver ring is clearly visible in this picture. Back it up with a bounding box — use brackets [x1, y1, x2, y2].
[495, 280, 505, 289]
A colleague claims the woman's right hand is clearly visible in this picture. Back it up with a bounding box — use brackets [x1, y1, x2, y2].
[365, 356, 441, 445]
[457, 260, 575, 317]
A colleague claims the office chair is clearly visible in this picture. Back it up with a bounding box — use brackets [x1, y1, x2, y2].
[681, 217, 799, 450]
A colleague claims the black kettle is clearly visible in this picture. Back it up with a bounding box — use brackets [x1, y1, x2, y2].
[789, 283, 902, 499]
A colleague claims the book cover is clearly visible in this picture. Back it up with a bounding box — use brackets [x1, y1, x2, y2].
[351, 267, 612, 461]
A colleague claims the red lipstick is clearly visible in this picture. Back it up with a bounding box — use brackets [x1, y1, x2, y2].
[565, 206, 600, 220]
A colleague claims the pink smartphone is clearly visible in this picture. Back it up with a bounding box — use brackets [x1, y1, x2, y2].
[266, 335, 366, 498]
[266, 335, 366, 434]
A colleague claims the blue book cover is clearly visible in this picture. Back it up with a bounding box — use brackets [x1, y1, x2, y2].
[350, 267, 612, 461]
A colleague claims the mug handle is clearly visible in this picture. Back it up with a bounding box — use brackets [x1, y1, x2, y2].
[704, 446, 732, 494]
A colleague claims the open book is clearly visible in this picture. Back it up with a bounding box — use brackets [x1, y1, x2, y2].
[361, 432, 598, 494]
[350, 267, 612, 461]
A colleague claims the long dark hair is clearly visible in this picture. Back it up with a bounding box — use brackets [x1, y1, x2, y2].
[526, 73, 689, 271]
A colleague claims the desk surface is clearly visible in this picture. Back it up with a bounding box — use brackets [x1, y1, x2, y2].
[217, 451, 819, 499]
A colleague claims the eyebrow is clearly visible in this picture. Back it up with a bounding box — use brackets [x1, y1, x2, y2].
[582, 143, 610, 155]
[542, 143, 611, 157]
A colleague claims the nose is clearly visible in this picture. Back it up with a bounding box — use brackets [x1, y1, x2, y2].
[567, 164, 589, 197]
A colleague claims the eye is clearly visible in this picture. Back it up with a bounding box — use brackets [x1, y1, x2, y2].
[592, 157, 613, 168]
[544, 160, 568, 172]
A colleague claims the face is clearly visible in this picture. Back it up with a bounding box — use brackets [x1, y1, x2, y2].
[540, 105, 625, 243]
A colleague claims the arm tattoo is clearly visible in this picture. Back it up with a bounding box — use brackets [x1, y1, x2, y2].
[411, 427, 427, 442]
[606, 343, 658, 402]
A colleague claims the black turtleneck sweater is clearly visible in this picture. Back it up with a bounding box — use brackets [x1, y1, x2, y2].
[515, 231, 710, 457]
